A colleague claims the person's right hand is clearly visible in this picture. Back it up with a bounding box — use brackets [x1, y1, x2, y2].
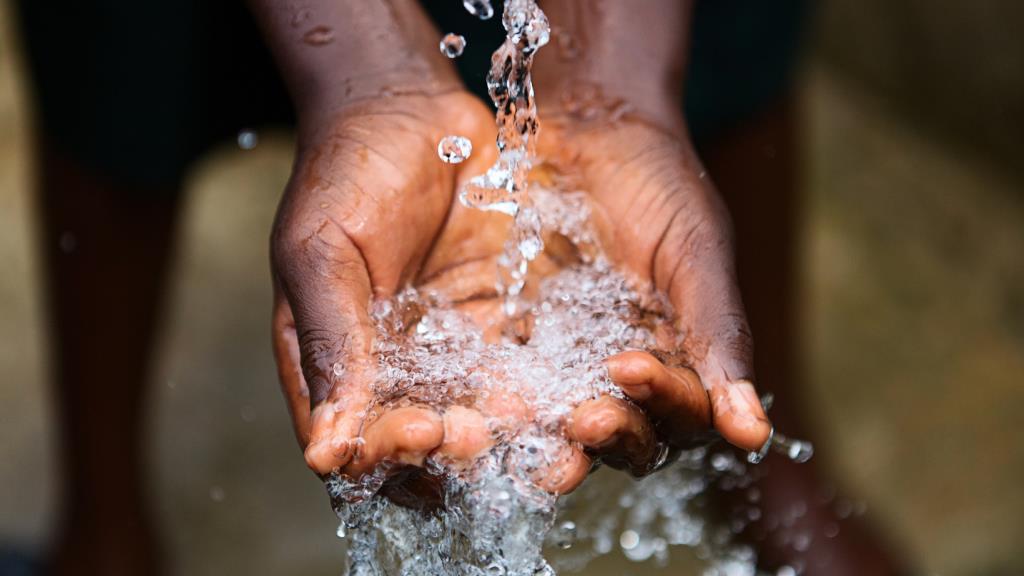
[271, 91, 605, 497]
[271, 90, 488, 478]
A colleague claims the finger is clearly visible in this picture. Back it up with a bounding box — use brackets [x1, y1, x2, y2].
[436, 405, 494, 463]
[654, 191, 771, 452]
[343, 406, 445, 478]
[272, 283, 312, 446]
[476, 387, 532, 433]
[568, 396, 657, 476]
[535, 444, 591, 495]
[606, 351, 711, 443]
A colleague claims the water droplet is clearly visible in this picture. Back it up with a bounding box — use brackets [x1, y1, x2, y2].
[237, 129, 258, 150]
[772, 432, 814, 463]
[209, 486, 226, 502]
[824, 522, 840, 538]
[332, 362, 345, 377]
[792, 531, 812, 552]
[747, 427, 773, 464]
[437, 135, 473, 164]
[463, 0, 494, 20]
[711, 452, 733, 471]
[619, 529, 639, 550]
[303, 26, 335, 46]
[777, 566, 796, 576]
[439, 33, 466, 58]
[553, 520, 576, 549]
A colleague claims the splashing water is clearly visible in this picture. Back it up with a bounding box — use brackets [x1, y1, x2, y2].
[440, 33, 467, 58]
[327, 0, 814, 573]
[459, 0, 550, 311]
[236, 129, 258, 150]
[463, 0, 495, 20]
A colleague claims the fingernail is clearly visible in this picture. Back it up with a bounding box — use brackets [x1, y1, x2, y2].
[733, 380, 768, 420]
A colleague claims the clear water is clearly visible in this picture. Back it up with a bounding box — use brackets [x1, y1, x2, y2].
[324, 1, 813, 574]
[459, 0, 550, 310]
[438, 135, 473, 164]
[440, 33, 467, 59]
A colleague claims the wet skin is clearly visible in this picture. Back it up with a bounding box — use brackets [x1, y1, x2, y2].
[269, 90, 771, 496]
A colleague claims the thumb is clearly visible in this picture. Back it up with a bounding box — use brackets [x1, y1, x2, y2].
[272, 209, 378, 474]
[656, 200, 772, 454]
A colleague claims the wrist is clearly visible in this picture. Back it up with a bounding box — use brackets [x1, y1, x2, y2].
[297, 66, 462, 132]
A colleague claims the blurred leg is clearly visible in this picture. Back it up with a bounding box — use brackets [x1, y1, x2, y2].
[37, 139, 181, 576]
[701, 97, 909, 575]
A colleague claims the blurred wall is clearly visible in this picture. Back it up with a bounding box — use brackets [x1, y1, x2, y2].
[817, 0, 1024, 177]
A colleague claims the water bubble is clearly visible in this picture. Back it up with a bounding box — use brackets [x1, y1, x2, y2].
[437, 135, 473, 164]
[774, 433, 814, 463]
[463, 0, 494, 20]
[835, 499, 854, 519]
[332, 362, 345, 377]
[777, 566, 797, 576]
[711, 453, 733, 472]
[619, 530, 640, 551]
[792, 531, 812, 552]
[303, 25, 335, 46]
[237, 129, 258, 150]
[747, 428, 773, 464]
[553, 520, 577, 549]
[824, 522, 840, 538]
[439, 33, 466, 58]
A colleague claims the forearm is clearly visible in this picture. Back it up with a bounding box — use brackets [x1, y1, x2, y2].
[535, 0, 693, 132]
[247, 0, 461, 128]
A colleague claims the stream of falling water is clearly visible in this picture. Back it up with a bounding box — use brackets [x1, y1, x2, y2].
[327, 1, 814, 574]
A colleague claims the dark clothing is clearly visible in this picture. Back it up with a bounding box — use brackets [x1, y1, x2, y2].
[17, 0, 806, 187]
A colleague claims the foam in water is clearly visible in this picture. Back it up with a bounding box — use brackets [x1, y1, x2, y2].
[324, 0, 814, 573]
[459, 0, 550, 310]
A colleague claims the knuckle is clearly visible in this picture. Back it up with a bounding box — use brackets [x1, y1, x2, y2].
[297, 329, 348, 404]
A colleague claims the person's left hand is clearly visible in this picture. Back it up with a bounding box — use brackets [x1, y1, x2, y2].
[535, 113, 774, 457]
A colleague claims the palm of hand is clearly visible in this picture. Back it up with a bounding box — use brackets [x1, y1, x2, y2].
[271, 93, 765, 501]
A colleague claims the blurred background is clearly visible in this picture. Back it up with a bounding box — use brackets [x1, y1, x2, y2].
[1, 1, 1022, 575]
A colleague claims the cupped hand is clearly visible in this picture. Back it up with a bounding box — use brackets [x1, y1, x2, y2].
[271, 91, 599, 496]
[539, 113, 773, 454]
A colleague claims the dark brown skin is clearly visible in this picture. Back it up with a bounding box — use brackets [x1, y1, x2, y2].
[21, 2, 903, 575]
[251, 0, 770, 491]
